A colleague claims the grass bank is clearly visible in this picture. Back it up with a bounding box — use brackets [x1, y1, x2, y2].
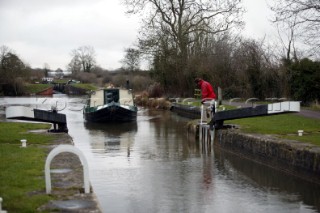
[70, 83, 97, 91]
[180, 100, 320, 146]
[225, 113, 320, 146]
[0, 122, 58, 212]
[25, 84, 53, 94]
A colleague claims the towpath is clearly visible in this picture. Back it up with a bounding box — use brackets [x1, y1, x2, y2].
[39, 133, 101, 212]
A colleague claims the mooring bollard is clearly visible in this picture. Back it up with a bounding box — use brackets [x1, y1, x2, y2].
[20, 139, 27, 147]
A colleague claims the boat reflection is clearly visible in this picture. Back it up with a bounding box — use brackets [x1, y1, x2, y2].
[84, 122, 138, 155]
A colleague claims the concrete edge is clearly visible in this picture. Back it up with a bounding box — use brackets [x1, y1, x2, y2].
[215, 129, 320, 184]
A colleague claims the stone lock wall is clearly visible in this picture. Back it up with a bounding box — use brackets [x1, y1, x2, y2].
[215, 129, 320, 184]
[64, 85, 88, 95]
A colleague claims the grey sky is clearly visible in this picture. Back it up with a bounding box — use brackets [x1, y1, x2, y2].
[0, 0, 275, 70]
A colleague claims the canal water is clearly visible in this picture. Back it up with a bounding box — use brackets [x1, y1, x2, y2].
[1, 96, 319, 213]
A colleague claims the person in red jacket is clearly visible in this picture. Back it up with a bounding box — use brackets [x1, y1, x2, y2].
[194, 78, 216, 103]
[195, 77, 217, 128]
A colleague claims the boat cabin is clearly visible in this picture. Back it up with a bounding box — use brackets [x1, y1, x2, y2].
[89, 88, 134, 107]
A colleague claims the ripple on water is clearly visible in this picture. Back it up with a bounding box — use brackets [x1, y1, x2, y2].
[49, 200, 94, 210]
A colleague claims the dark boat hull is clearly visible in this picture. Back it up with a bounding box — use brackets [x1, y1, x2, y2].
[84, 104, 137, 122]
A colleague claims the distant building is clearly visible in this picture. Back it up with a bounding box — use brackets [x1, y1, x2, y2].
[42, 77, 53, 83]
[47, 68, 71, 78]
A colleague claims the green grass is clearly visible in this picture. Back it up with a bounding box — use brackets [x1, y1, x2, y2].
[70, 83, 98, 91]
[53, 79, 69, 84]
[0, 122, 54, 145]
[25, 82, 98, 94]
[184, 102, 319, 146]
[0, 122, 57, 212]
[25, 84, 53, 94]
[225, 113, 320, 146]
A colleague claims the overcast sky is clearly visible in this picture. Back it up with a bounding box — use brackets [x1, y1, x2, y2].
[0, 0, 275, 70]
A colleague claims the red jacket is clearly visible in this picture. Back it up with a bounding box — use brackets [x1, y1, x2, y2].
[198, 79, 216, 100]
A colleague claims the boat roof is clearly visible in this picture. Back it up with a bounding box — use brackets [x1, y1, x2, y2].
[89, 88, 134, 107]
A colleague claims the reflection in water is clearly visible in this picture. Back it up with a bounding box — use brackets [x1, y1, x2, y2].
[214, 148, 320, 212]
[202, 156, 214, 190]
[1, 97, 319, 213]
[84, 122, 138, 156]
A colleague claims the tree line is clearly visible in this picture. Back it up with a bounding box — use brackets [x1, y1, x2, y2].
[1, 0, 319, 105]
[121, 0, 319, 105]
[0, 45, 154, 96]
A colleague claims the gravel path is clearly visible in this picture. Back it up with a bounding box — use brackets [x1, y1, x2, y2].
[299, 109, 320, 119]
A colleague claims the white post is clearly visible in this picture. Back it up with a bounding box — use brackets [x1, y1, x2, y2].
[0, 197, 7, 213]
[210, 128, 215, 145]
[204, 126, 208, 153]
[200, 104, 204, 124]
[298, 130, 304, 136]
[20, 139, 27, 147]
[199, 122, 202, 141]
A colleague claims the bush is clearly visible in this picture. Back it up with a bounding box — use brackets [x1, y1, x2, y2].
[134, 91, 149, 106]
[288, 58, 320, 105]
[74, 72, 98, 84]
[112, 75, 127, 88]
[147, 82, 164, 98]
[102, 72, 112, 85]
[132, 75, 154, 92]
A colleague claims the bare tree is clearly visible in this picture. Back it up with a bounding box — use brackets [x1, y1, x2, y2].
[231, 38, 282, 99]
[67, 54, 82, 74]
[125, 0, 244, 55]
[123, 0, 244, 95]
[0, 45, 11, 61]
[0, 45, 11, 84]
[272, 16, 300, 63]
[43, 63, 50, 77]
[121, 47, 141, 72]
[270, 0, 320, 57]
[69, 46, 96, 73]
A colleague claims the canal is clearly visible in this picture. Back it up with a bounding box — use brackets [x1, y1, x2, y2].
[1, 96, 319, 212]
